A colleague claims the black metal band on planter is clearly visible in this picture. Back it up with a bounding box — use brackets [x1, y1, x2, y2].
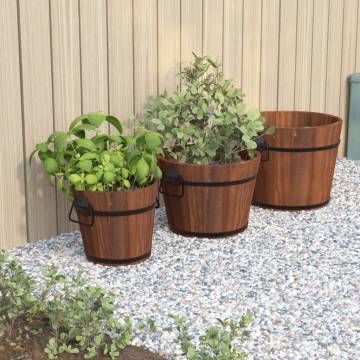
[169, 223, 248, 238]
[257, 141, 340, 161]
[252, 199, 330, 211]
[68, 197, 158, 227]
[86, 251, 151, 265]
[159, 169, 256, 198]
[267, 141, 340, 153]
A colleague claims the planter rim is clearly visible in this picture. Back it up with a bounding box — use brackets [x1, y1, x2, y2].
[261, 110, 342, 129]
[159, 151, 260, 169]
[72, 179, 158, 196]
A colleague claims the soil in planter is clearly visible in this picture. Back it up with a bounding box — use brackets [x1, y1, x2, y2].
[0, 318, 164, 360]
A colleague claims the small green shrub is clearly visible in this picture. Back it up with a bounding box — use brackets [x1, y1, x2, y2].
[168, 313, 252, 360]
[0, 254, 132, 359]
[29, 113, 163, 199]
[40, 267, 132, 359]
[144, 53, 274, 164]
[0, 251, 40, 336]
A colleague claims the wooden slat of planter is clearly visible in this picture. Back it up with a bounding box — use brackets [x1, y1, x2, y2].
[18, 0, 57, 242]
[133, 0, 158, 115]
[108, 0, 134, 135]
[223, 0, 243, 88]
[0, 0, 27, 248]
[50, 0, 81, 234]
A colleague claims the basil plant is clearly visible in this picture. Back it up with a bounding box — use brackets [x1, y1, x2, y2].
[30, 113, 163, 199]
[144, 53, 274, 164]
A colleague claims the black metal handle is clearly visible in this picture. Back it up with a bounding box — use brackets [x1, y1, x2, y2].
[159, 168, 185, 198]
[258, 141, 270, 161]
[68, 197, 94, 227]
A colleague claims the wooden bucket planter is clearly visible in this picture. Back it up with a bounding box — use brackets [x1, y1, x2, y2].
[253, 111, 342, 209]
[159, 153, 260, 237]
[68, 181, 158, 265]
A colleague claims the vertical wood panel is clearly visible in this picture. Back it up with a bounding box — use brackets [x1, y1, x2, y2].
[19, 0, 57, 242]
[325, 0, 344, 117]
[339, 0, 358, 156]
[181, 0, 203, 65]
[203, 0, 223, 62]
[294, 0, 313, 110]
[108, 0, 134, 134]
[133, 0, 158, 115]
[51, 0, 81, 234]
[278, 0, 297, 109]
[260, 0, 280, 110]
[223, 0, 243, 88]
[0, 0, 27, 248]
[79, 0, 108, 115]
[310, 0, 329, 112]
[158, 0, 181, 93]
[242, 0, 262, 109]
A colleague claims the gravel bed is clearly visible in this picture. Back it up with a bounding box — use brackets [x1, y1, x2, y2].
[11, 159, 360, 359]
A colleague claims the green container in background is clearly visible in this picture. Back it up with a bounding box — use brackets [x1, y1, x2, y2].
[347, 73, 360, 160]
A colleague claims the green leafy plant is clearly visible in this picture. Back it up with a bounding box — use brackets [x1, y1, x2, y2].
[144, 53, 274, 164]
[0, 251, 40, 336]
[168, 313, 252, 360]
[42, 268, 132, 359]
[0, 254, 133, 359]
[29, 113, 163, 199]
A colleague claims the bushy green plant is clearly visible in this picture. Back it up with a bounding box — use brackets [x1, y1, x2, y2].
[168, 313, 252, 360]
[0, 254, 133, 359]
[42, 267, 132, 359]
[0, 251, 40, 336]
[144, 53, 274, 164]
[30, 113, 163, 199]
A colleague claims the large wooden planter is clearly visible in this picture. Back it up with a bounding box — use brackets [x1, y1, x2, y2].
[69, 181, 158, 265]
[253, 111, 342, 209]
[159, 153, 260, 237]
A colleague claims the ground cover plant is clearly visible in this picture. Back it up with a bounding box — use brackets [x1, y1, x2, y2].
[29, 113, 163, 199]
[167, 315, 252, 360]
[144, 53, 274, 164]
[0, 252, 252, 359]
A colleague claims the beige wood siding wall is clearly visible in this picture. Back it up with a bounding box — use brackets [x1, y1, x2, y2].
[1, 0, 359, 249]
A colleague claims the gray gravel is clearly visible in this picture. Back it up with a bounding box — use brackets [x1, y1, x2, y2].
[11, 159, 360, 359]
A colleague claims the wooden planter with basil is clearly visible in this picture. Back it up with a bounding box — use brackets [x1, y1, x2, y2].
[30, 112, 163, 266]
[69, 181, 158, 265]
[253, 111, 342, 209]
[159, 154, 260, 237]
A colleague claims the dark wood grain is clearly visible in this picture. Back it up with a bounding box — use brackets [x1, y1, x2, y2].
[73, 181, 157, 265]
[253, 111, 342, 209]
[159, 153, 260, 237]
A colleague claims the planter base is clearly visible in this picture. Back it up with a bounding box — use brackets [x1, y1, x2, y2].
[169, 223, 248, 238]
[87, 251, 151, 266]
[252, 199, 330, 211]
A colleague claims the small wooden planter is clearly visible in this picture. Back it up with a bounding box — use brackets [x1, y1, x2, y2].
[159, 153, 260, 237]
[69, 181, 158, 265]
[253, 111, 342, 209]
